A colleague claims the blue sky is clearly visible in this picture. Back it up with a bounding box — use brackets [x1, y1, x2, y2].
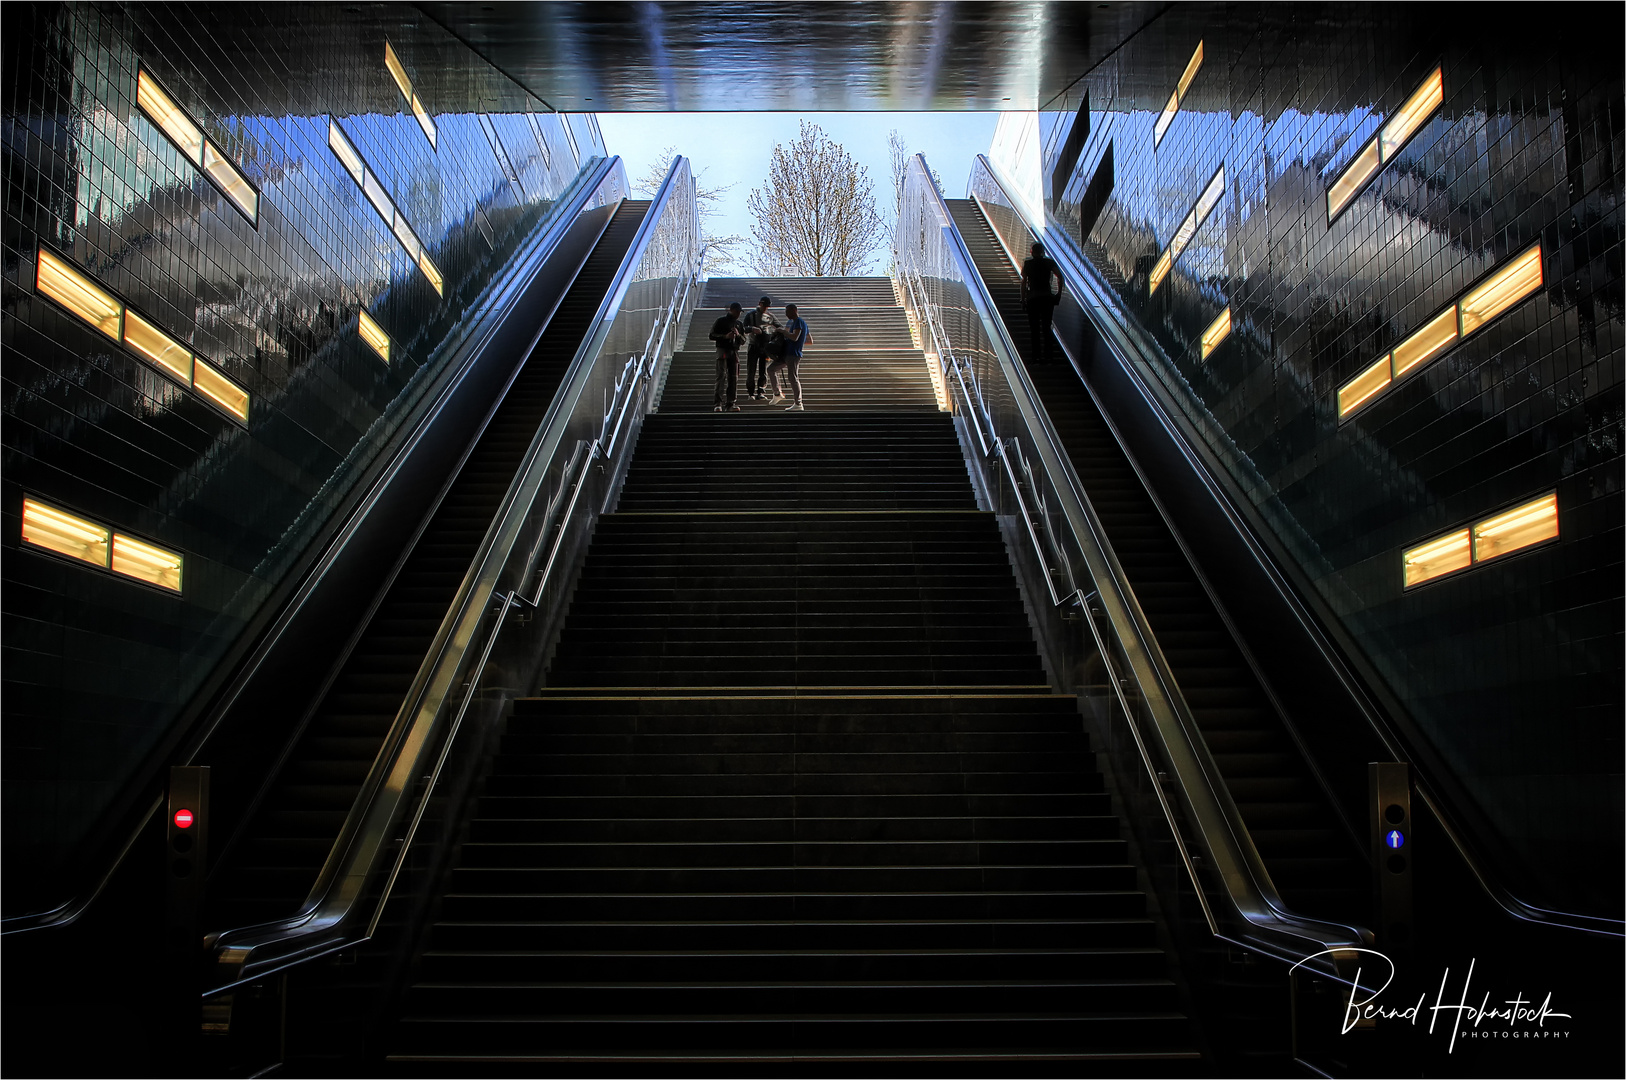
[598, 112, 1000, 273]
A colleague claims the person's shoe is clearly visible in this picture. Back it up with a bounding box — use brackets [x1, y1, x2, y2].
[728, 404, 742, 412]
[785, 402, 803, 411]
[769, 393, 786, 405]
[713, 405, 723, 412]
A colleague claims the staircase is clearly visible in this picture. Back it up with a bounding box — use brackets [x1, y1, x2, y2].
[385, 277, 1204, 1071]
[657, 276, 939, 412]
[944, 199, 1367, 925]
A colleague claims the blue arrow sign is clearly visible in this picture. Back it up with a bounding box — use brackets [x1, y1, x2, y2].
[1385, 829, 1405, 849]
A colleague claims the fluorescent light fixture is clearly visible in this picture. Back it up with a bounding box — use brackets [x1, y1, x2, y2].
[1390, 306, 1458, 379]
[1459, 244, 1543, 336]
[202, 140, 258, 223]
[411, 93, 437, 148]
[329, 114, 439, 291]
[193, 358, 250, 421]
[384, 41, 436, 149]
[1328, 67, 1445, 223]
[1473, 493, 1558, 563]
[392, 215, 422, 261]
[1154, 89, 1180, 146]
[1176, 41, 1205, 99]
[137, 70, 256, 224]
[123, 309, 194, 383]
[1148, 250, 1174, 295]
[1403, 528, 1471, 587]
[1149, 167, 1224, 296]
[418, 252, 443, 296]
[136, 70, 202, 165]
[21, 498, 110, 568]
[384, 41, 413, 100]
[1338, 244, 1542, 417]
[1153, 41, 1203, 148]
[363, 169, 394, 224]
[358, 310, 390, 361]
[1200, 307, 1232, 359]
[1338, 355, 1392, 418]
[1404, 492, 1558, 588]
[328, 119, 365, 184]
[1382, 67, 1444, 160]
[1327, 138, 1381, 219]
[35, 249, 122, 338]
[1195, 168, 1224, 221]
[111, 533, 183, 591]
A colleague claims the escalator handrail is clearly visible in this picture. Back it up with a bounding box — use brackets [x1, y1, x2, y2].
[902, 154, 1372, 973]
[204, 157, 700, 989]
[974, 153, 1623, 940]
[0, 155, 623, 939]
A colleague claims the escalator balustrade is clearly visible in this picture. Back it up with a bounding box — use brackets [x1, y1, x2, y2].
[204, 202, 652, 931]
[945, 198, 1367, 924]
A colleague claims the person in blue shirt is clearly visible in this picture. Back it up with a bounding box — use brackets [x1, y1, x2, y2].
[767, 303, 809, 411]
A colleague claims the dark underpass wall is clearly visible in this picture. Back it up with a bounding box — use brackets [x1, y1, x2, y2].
[0, 3, 606, 915]
[1034, 4, 1621, 916]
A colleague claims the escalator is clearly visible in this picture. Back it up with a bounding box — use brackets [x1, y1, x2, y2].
[945, 198, 1368, 926]
[206, 201, 651, 930]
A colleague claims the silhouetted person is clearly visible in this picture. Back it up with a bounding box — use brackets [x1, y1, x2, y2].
[768, 303, 809, 411]
[710, 302, 744, 411]
[742, 295, 779, 400]
[1020, 242, 1065, 363]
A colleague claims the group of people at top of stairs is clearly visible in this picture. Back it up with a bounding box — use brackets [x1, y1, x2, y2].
[1021, 241, 1067, 364]
[704, 240, 1063, 414]
[709, 295, 811, 412]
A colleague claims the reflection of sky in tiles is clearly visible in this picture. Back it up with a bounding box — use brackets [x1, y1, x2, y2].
[62, 87, 582, 404]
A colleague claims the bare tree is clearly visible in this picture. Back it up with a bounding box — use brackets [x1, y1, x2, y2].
[634, 145, 745, 274]
[747, 122, 886, 276]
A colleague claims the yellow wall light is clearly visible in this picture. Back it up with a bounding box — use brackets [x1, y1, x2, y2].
[21, 498, 111, 568]
[123, 309, 194, 384]
[1200, 307, 1232, 359]
[1473, 493, 1558, 564]
[1460, 244, 1543, 336]
[36, 250, 123, 339]
[359, 310, 390, 362]
[136, 70, 203, 165]
[1403, 528, 1471, 587]
[193, 359, 250, 422]
[111, 533, 184, 591]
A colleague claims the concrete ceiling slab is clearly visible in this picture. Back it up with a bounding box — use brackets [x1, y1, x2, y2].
[417, 1, 1168, 112]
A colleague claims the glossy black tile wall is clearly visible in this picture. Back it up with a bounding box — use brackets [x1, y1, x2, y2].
[1040, 5, 1621, 915]
[0, 3, 605, 914]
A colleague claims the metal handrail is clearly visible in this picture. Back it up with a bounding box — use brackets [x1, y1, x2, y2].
[899, 153, 1371, 976]
[204, 157, 700, 991]
[974, 152, 1623, 941]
